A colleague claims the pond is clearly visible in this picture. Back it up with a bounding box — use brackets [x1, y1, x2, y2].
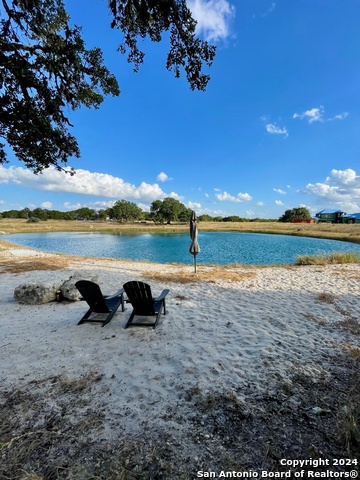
[2, 231, 360, 266]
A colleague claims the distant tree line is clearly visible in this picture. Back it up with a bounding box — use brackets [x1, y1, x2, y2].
[0, 198, 192, 223]
[0, 198, 279, 223]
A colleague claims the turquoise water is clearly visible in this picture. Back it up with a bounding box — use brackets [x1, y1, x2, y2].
[2, 231, 360, 265]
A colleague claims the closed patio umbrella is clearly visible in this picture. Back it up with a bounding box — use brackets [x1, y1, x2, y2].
[189, 211, 200, 273]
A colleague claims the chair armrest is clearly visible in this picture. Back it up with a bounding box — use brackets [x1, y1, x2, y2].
[154, 289, 170, 302]
[104, 288, 125, 300]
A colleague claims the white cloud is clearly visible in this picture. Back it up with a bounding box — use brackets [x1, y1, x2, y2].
[41, 201, 52, 209]
[293, 106, 324, 123]
[199, 207, 228, 217]
[255, 201, 265, 207]
[261, 2, 276, 17]
[92, 200, 118, 209]
[64, 200, 117, 211]
[157, 172, 172, 182]
[303, 168, 360, 212]
[136, 203, 151, 213]
[188, 201, 202, 211]
[265, 123, 288, 137]
[215, 191, 252, 202]
[330, 112, 349, 121]
[273, 188, 286, 194]
[168, 191, 184, 201]
[275, 200, 284, 205]
[187, 0, 235, 41]
[63, 202, 83, 211]
[328, 168, 357, 184]
[293, 106, 349, 124]
[0, 165, 177, 203]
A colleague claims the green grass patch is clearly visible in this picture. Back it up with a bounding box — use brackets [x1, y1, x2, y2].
[296, 251, 360, 265]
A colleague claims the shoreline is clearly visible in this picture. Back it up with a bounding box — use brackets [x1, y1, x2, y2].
[2, 233, 360, 272]
[1, 241, 359, 477]
[2, 218, 360, 245]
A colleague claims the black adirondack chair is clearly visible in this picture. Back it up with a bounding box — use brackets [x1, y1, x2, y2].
[75, 280, 125, 327]
[123, 281, 170, 329]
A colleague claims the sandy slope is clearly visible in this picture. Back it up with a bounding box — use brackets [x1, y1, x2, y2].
[1, 246, 359, 478]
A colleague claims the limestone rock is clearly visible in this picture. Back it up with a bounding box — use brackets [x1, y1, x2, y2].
[60, 272, 99, 301]
[14, 272, 99, 304]
[14, 281, 64, 305]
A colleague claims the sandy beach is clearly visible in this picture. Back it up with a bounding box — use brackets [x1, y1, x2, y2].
[1, 243, 359, 479]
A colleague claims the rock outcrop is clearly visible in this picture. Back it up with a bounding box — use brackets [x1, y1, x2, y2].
[14, 272, 99, 304]
[60, 272, 98, 301]
[14, 281, 64, 305]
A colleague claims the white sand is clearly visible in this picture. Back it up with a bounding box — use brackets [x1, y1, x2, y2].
[1, 247, 360, 442]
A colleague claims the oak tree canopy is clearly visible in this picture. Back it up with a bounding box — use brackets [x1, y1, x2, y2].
[279, 207, 312, 223]
[0, 0, 216, 173]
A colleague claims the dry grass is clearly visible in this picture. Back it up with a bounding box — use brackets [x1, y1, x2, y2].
[0, 219, 190, 235]
[0, 239, 72, 273]
[174, 294, 188, 301]
[0, 370, 105, 480]
[2, 362, 359, 479]
[0, 239, 25, 250]
[0, 258, 71, 274]
[1, 324, 359, 478]
[45, 370, 103, 395]
[333, 302, 360, 335]
[302, 312, 327, 326]
[332, 268, 360, 280]
[316, 292, 336, 304]
[336, 353, 360, 456]
[143, 265, 256, 284]
[337, 394, 360, 456]
[187, 354, 360, 473]
[0, 253, 71, 274]
[315, 292, 360, 335]
[342, 344, 360, 361]
[337, 318, 360, 335]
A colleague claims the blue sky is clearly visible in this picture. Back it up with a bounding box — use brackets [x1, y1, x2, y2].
[1, 0, 360, 219]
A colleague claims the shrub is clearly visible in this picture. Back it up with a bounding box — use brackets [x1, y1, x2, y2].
[296, 252, 360, 265]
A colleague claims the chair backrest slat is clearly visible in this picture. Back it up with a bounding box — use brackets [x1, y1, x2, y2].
[123, 281, 155, 315]
[75, 280, 110, 313]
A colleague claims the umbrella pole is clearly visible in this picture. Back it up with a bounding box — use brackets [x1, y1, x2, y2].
[194, 256, 197, 274]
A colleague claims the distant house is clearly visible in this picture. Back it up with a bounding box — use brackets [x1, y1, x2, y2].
[293, 219, 315, 223]
[341, 212, 360, 224]
[315, 209, 346, 223]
